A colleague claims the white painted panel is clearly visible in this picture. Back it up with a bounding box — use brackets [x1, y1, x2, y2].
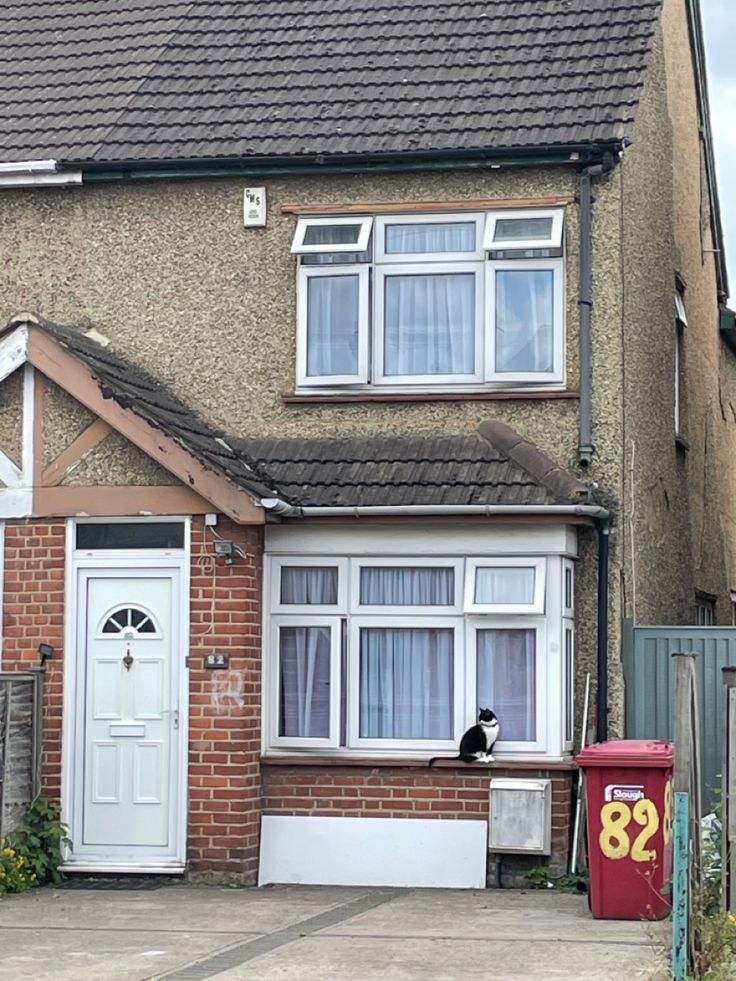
[489, 778, 551, 854]
[258, 816, 487, 888]
[265, 520, 576, 558]
[109, 724, 145, 738]
[93, 660, 122, 718]
[133, 659, 164, 718]
[134, 743, 163, 803]
[92, 743, 120, 802]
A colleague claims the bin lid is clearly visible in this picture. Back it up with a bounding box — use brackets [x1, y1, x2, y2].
[576, 739, 674, 768]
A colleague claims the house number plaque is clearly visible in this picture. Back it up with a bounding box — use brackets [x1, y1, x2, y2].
[204, 653, 230, 669]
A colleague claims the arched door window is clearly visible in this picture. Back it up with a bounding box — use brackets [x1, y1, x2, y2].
[98, 606, 159, 639]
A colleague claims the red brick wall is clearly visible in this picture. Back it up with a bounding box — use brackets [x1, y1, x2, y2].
[262, 762, 574, 877]
[3, 521, 66, 796]
[187, 517, 263, 879]
[1, 516, 265, 882]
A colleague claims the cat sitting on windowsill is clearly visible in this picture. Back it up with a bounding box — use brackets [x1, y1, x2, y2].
[429, 708, 499, 766]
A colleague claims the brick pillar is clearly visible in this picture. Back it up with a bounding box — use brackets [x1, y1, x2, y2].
[2, 521, 66, 798]
[188, 517, 263, 881]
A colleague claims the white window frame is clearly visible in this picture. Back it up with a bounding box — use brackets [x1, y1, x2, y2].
[375, 212, 485, 263]
[350, 557, 464, 614]
[486, 258, 565, 384]
[296, 265, 370, 386]
[564, 622, 574, 752]
[465, 617, 548, 754]
[563, 559, 575, 618]
[269, 614, 342, 750]
[347, 615, 463, 753]
[270, 556, 348, 614]
[291, 215, 373, 254]
[464, 557, 546, 614]
[483, 208, 564, 251]
[373, 262, 485, 386]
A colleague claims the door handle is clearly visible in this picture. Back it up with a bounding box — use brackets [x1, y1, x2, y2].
[161, 708, 180, 729]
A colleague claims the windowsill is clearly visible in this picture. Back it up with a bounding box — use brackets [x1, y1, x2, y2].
[260, 754, 577, 771]
[283, 390, 579, 405]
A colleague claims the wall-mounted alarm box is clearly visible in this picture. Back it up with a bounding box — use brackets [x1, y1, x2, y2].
[243, 187, 266, 227]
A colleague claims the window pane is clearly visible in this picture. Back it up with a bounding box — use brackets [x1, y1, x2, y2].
[307, 274, 359, 376]
[280, 567, 338, 605]
[279, 626, 331, 738]
[360, 567, 454, 605]
[359, 627, 453, 739]
[474, 567, 535, 605]
[494, 217, 553, 243]
[477, 629, 536, 741]
[385, 222, 476, 254]
[303, 223, 363, 247]
[384, 273, 475, 375]
[76, 522, 184, 549]
[565, 567, 573, 610]
[495, 269, 554, 373]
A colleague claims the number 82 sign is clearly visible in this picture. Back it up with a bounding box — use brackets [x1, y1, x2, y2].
[598, 779, 672, 862]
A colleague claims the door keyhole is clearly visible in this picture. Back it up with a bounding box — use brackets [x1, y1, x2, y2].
[122, 645, 134, 671]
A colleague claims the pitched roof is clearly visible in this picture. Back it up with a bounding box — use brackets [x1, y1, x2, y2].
[6, 315, 592, 513]
[233, 428, 592, 508]
[0, 0, 661, 166]
[5, 315, 279, 501]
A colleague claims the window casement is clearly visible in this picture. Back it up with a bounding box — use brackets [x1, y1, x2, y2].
[674, 288, 687, 437]
[265, 553, 571, 759]
[291, 208, 565, 392]
[464, 557, 546, 614]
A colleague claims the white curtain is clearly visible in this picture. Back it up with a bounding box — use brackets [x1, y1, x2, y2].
[279, 625, 331, 738]
[474, 567, 535, 605]
[385, 221, 475, 254]
[360, 567, 454, 606]
[280, 566, 338, 605]
[384, 273, 475, 376]
[476, 629, 536, 741]
[495, 269, 553, 373]
[359, 627, 453, 739]
[307, 274, 359, 376]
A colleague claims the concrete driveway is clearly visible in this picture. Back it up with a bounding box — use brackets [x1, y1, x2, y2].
[0, 882, 667, 980]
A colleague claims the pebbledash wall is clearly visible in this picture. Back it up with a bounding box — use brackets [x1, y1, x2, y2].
[0, 515, 573, 883]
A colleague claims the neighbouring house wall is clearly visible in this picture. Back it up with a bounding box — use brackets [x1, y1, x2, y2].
[0, 516, 265, 881]
[261, 763, 574, 885]
[661, 0, 736, 619]
[613, 5, 736, 635]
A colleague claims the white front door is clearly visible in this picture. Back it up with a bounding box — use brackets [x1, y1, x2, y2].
[69, 569, 185, 868]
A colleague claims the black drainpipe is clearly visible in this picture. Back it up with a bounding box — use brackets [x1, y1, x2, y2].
[596, 519, 610, 743]
[578, 155, 615, 468]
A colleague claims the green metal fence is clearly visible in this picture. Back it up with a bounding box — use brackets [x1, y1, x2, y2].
[622, 620, 736, 811]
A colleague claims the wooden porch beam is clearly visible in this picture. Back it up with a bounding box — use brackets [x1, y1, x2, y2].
[26, 327, 263, 524]
[35, 485, 214, 517]
[42, 418, 112, 487]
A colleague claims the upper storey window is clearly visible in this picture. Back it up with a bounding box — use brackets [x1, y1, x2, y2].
[291, 209, 565, 392]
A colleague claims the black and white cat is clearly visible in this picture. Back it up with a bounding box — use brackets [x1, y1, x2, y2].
[429, 708, 500, 766]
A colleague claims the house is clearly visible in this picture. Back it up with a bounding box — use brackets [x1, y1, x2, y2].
[0, 0, 732, 886]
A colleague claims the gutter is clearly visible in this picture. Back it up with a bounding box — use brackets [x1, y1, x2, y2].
[261, 499, 610, 520]
[68, 141, 625, 183]
[0, 160, 82, 188]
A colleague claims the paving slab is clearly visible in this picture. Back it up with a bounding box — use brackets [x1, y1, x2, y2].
[0, 883, 668, 981]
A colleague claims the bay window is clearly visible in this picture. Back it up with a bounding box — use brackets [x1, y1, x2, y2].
[292, 208, 566, 391]
[265, 550, 574, 759]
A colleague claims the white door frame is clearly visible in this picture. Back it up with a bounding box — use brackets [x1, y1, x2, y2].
[61, 517, 191, 872]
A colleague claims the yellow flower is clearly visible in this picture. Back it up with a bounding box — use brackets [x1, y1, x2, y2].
[728, 912, 736, 924]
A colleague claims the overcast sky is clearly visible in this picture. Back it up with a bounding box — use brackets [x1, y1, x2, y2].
[703, 0, 735, 302]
